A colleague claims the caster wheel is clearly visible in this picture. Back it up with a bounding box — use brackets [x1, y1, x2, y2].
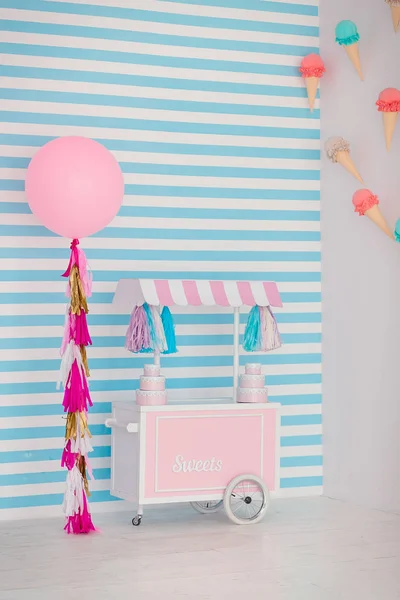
[132, 515, 142, 526]
[224, 474, 269, 525]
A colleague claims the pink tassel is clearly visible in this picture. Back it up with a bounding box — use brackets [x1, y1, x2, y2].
[64, 492, 96, 535]
[61, 440, 77, 471]
[61, 239, 80, 279]
[85, 456, 95, 481]
[63, 241, 92, 299]
[60, 309, 72, 356]
[77, 247, 93, 298]
[125, 305, 151, 353]
[70, 312, 92, 346]
[62, 360, 92, 413]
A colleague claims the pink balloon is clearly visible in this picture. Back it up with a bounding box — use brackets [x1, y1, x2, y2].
[26, 136, 124, 239]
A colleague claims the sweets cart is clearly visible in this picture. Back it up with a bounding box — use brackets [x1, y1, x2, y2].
[105, 279, 283, 526]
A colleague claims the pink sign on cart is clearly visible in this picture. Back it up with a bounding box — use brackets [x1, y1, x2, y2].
[144, 407, 278, 500]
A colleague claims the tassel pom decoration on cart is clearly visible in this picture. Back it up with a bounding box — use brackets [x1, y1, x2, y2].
[243, 306, 282, 352]
[59, 239, 96, 534]
[161, 306, 177, 354]
[125, 303, 167, 353]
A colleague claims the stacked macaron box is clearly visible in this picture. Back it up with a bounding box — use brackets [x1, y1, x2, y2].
[237, 363, 268, 404]
[136, 362, 269, 405]
[136, 363, 167, 406]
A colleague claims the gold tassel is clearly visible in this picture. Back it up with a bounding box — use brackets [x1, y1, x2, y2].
[80, 345, 90, 378]
[78, 455, 91, 497]
[65, 412, 92, 441]
[80, 411, 92, 439]
[65, 412, 77, 441]
[70, 265, 88, 315]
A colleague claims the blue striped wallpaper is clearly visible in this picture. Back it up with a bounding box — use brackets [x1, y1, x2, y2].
[0, 0, 322, 517]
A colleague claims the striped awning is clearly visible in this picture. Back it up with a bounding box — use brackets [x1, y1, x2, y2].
[112, 279, 282, 311]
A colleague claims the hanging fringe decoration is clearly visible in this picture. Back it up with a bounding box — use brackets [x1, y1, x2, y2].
[243, 305, 282, 352]
[161, 306, 178, 354]
[59, 239, 96, 534]
[243, 305, 261, 352]
[125, 302, 167, 354]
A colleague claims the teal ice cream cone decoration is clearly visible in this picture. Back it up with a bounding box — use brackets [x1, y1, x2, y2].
[394, 218, 400, 242]
[335, 20, 364, 80]
[335, 20, 360, 45]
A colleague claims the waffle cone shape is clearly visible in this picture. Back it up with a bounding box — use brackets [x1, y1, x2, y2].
[344, 43, 363, 80]
[364, 205, 394, 239]
[391, 6, 400, 32]
[336, 150, 363, 183]
[305, 77, 319, 112]
[383, 111, 398, 151]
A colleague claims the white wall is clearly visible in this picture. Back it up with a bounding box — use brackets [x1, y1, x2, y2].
[320, 0, 400, 511]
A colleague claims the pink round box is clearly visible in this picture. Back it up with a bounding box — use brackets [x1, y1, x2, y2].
[245, 363, 262, 375]
[140, 376, 165, 391]
[136, 390, 167, 406]
[143, 364, 160, 377]
[237, 387, 268, 403]
[239, 374, 265, 389]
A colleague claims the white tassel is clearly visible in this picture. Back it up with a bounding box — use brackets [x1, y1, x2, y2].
[62, 466, 85, 517]
[70, 433, 93, 455]
[151, 305, 167, 352]
[60, 304, 70, 356]
[261, 307, 282, 352]
[57, 342, 84, 390]
[69, 411, 93, 455]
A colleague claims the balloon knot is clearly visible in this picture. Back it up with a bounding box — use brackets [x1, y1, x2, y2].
[71, 239, 80, 249]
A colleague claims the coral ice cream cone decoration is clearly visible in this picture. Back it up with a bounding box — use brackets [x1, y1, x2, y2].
[335, 20, 363, 80]
[352, 190, 394, 239]
[386, 0, 400, 32]
[376, 88, 400, 151]
[299, 54, 325, 112]
[325, 137, 363, 183]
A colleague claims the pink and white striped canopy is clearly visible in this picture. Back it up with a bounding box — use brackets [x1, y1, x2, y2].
[113, 279, 282, 311]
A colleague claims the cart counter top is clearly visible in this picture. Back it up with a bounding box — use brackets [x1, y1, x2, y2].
[113, 399, 280, 412]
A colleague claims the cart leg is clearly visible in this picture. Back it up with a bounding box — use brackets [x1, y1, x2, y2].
[132, 504, 143, 527]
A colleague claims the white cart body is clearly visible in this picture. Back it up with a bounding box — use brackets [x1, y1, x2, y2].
[108, 400, 280, 515]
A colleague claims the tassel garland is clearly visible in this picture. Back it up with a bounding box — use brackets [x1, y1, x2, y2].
[59, 239, 96, 534]
[243, 305, 282, 352]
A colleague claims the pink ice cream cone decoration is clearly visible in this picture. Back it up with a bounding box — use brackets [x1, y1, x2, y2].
[386, 0, 400, 32]
[352, 189, 394, 239]
[376, 88, 400, 151]
[299, 54, 325, 112]
[325, 137, 363, 183]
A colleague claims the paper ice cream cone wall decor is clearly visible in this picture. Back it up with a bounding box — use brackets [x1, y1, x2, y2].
[376, 88, 400, 151]
[385, 0, 400, 32]
[394, 219, 400, 242]
[299, 54, 325, 112]
[352, 189, 394, 239]
[325, 137, 363, 183]
[335, 20, 363, 80]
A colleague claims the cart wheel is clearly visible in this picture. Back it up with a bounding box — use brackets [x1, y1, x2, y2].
[224, 474, 269, 525]
[190, 500, 223, 514]
[132, 515, 142, 527]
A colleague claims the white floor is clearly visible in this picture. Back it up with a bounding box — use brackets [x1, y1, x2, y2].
[2, 498, 400, 600]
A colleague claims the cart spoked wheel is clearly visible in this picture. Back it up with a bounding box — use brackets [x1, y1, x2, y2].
[224, 474, 269, 525]
[190, 500, 224, 514]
